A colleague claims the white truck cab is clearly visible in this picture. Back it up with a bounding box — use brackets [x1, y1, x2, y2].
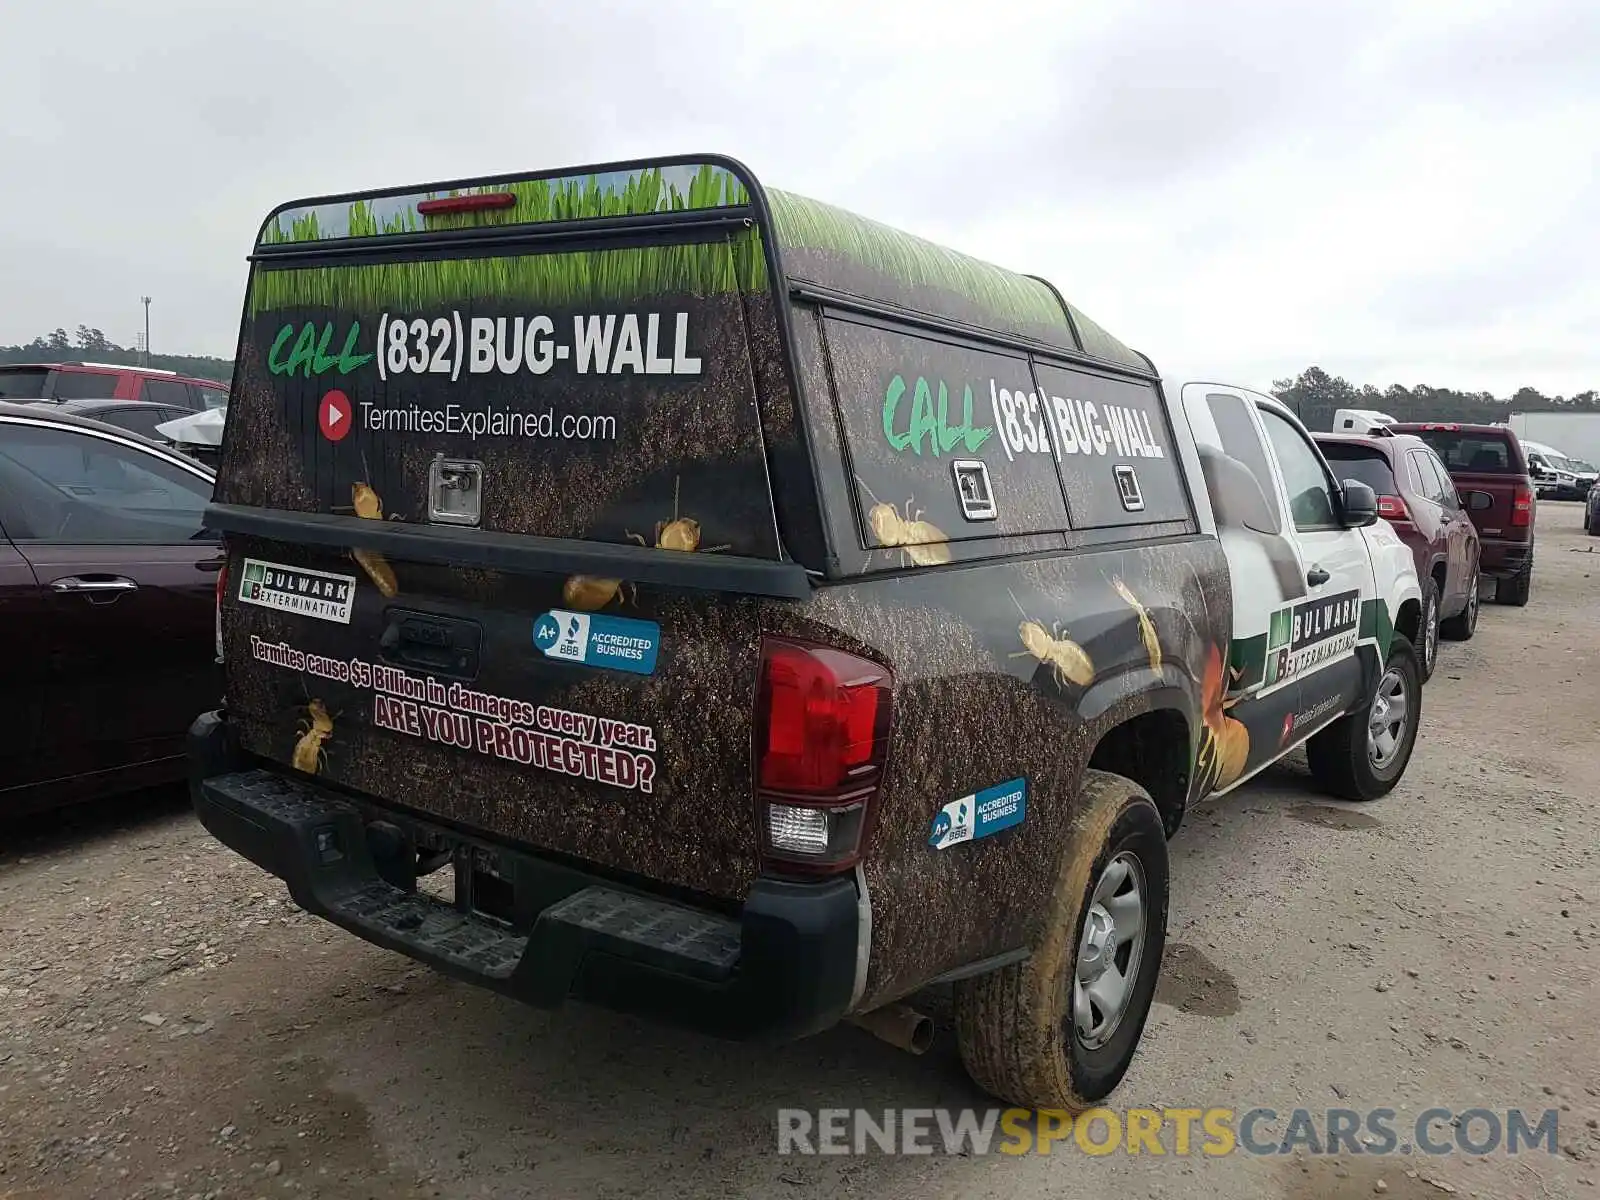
[1180, 383, 1424, 796]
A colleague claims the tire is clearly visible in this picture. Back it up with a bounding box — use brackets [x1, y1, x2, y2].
[954, 770, 1169, 1112]
[1496, 566, 1531, 607]
[1439, 565, 1480, 642]
[1587, 510, 1600, 536]
[1416, 578, 1440, 683]
[1306, 634, 1423, 802]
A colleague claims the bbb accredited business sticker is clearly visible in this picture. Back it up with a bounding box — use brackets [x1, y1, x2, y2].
[533, 609, 660, 676]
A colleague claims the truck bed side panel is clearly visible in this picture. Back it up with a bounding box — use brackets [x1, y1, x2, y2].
[782, 537, 1233, 1010]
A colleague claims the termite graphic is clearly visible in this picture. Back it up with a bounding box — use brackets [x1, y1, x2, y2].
[1007, 588, 1094, 688]
[565, 476, 723, 611]
[332, 452, 400, 597]
[562, 574, 636, 612]
[292, 697, 335, 775]
[855, 477, 951, 569]
[1108, 574, 1162, 676]
[627, 475, 730, 554]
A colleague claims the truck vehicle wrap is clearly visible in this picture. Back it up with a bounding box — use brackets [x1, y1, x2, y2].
[190, 154, 1424, 1110]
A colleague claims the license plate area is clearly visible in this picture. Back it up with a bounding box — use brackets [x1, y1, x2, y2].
[414, 832, 515, 927]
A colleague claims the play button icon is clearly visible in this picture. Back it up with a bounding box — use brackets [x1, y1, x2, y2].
[318, 390, 352, 442]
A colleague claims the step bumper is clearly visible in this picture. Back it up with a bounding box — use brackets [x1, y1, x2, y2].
[188, 712, 862, 1043]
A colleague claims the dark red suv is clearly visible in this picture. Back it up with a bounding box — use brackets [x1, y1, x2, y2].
[1315, 430, 1481, 681]
[0, 362, 227, 410]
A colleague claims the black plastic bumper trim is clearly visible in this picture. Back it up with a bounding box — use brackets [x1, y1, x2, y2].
[186, 714, 858, 1042]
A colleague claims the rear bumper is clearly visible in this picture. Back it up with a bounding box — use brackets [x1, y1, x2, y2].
[188, 711, 861, 1043]
[1477, 539, 1532, 578]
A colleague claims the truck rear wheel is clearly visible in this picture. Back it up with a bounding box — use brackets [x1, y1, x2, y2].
[1306, 634, 1422, 801]
[1496, 566, 1531, 607]
[953, 769, 1168, 1111]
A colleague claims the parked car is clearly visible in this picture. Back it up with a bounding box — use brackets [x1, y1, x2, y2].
[1523, 442, 1596, 501]
[1392, 422, 1536, 607]
[0, 401, 222, 815]
[189, 155, 1425, 1112]
[0, 361, 227, 410]
[1586, 481, 1600, 536]
[1315, 429, 1481, 678]
[23, 397, 199, 447]
[153, 407, 227, 470]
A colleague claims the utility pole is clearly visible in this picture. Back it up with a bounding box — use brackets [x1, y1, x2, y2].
[141, 296, 151, 366]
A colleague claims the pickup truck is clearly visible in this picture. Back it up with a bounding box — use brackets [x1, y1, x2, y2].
[1391, 422, 1537, 606]
[188, 154, 1425, 1112]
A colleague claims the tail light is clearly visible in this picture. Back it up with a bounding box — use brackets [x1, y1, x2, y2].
[214, 554, 229, 662]
[753, 638, 893, 873]
[1377, 495, 1410, 522]
[1511, 484, 1534, 527]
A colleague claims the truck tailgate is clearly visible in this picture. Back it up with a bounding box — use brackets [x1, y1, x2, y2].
[222, 539, 771, 901]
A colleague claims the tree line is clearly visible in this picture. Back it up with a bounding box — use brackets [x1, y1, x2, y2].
[0, 327, 232, 384]
[1272, 366, 1599, 433]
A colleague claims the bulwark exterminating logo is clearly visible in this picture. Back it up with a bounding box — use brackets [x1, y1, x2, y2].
[1265, 588, 1360, 685]
[237, 558, 356, 625]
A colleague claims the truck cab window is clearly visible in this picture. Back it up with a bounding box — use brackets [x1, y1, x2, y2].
[1204, 392, 1284, 533]
[1258, 408, 1337, 530]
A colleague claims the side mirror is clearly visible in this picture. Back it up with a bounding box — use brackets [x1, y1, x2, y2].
[1340, 479, 1379, 527]
[1459, 490, 1493, 512]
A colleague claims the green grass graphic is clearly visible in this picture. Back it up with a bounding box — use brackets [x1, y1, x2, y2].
[765, 190, 1071, 334]
[259, 164, 750, 246]
[251, 165, 768, 313]
[249, 162, 1139, 367]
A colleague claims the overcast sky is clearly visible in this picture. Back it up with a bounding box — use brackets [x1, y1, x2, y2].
[2, 0, 1594, 396]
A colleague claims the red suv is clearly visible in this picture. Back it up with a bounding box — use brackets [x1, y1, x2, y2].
[1390, 422, 1535, 608]
[0, 362, 227, 410]
[1316, 430, 1480, 681]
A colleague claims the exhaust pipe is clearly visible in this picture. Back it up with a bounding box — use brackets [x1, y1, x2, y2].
[847, 1002, 934, 1055]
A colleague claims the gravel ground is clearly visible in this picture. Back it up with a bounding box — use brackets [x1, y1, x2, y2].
[3, 504, 1597, 1200]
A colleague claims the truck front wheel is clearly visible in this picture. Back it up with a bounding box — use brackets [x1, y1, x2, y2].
[953, 769, 1169, 1111]
[1306, 634, 1422, 801]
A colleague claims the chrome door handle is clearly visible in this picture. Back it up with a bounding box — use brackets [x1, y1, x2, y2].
[51, 576, 139, 594]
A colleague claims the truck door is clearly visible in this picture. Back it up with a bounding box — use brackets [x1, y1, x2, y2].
[1179, 385, 1301, 789]
[1252, 402, 1371, 734]
[1181, 385, 1367, 790]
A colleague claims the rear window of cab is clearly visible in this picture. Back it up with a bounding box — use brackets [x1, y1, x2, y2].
[1406, 429, 1520, 474]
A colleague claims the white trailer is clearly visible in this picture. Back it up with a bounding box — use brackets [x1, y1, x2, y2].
[1507, 412, 1600, 469]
